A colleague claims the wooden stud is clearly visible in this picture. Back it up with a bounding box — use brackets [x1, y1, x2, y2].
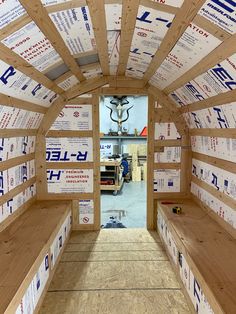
[155, 108, 174, 123]
[0, 93, 47, 114]
[19, 0, 86, 82]
[0, 129, 37, 138]
[0, 153, 35, 172]
[0, 177, 36, 207]
[192, 152, 236, 174]
[0, 43, 63, 95]
[189, 128, 236, 139]
[193, 14, 231, 42]
[154, 192, 189, 200]
[35, 134, 48, 199]
[108, 76, 146, 88]
[45, 0, 87, 13]
[143, 0, 206, 82]
[86, 0, 110, 75]
[154, 163, 181, 170]
[192, 176, 236, 209]
[46, 130, 93, 138]
[67, 98, 93, 105]
[155, 139, 182, 148]
[0, 14, 31, 41]
[46, 162, 94, 169]
[117, 0, 140, 75]
[39, 193, 94, 200]
[147, 94, 155, 230]
[181, 89, 236, 113]
[180, 135, 191, 194]
[101, 87, 148, 95]
[92, 94, 101, 230]
[165, 32, 236, 94]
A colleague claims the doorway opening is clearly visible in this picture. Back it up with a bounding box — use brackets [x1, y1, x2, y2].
[99, 95, 148, 228]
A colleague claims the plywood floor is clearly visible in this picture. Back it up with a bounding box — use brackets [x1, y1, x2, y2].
[39, 229, 191, 314]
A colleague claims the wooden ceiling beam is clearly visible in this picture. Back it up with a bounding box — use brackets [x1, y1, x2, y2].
[38, 76, 109, 135]
[117, 0, 140, 75]
[143, 0, 206, 83]
[180, 89, 236, 114]
[165, 33, 236, 94]
[0, 43, 63, 95]
[86, 0, 110, 75]
[0, 94, 47, 114]
[148, 85, 188, 136]
[140, 0, 179, 15]
[19, 0, 86, 82]
[0, 14, 31, 41]
[193, 15, 231, 42]
[45, 0, 87, 13]
[189, 128, 236, 139]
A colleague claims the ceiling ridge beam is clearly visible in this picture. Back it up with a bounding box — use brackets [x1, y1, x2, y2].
[164, 33, 236, 94]
[180, 89, 236, 114]
[0, 93, 47, 114]
[143, 0, 206, 83]
[0, 43, 63, 95]
[117, 0, 140, 75]
[19, 0, 86, 82]
[86, 0, 110, 75]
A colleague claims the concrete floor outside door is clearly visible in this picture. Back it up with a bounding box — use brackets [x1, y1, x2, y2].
[101, 181, 146, 228]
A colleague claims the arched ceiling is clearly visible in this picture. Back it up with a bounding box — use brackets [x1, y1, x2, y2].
[0, 0, 236, 135]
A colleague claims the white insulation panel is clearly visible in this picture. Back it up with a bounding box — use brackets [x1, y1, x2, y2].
[46, 137, 93, 162]
[50, 212, 71, 268]
[57, 75, 79, 91]
[0, 60, 57, 106]
[0, 183, 36, 224]
[191, 136, 236, 163]
[2, 22, 62, 72]
[170, 53, 236, 106]
[191, 182, 236, 230]
[47, 169, 93, 193]
[49, 7, 96, 54]
[15, 254, 49, 314]
[0, 0, 25, 29]
[0, 160, 35, 195]
[126, 6, 175, 78]
[199, 0, 236, 34]
[184, 103, 236, 129]
[154, 147, 181, 163]
[150, 23, 222, 89]
[154, 169, 180, 192]
[155, 122, 181, 140]
[0, 106, 43, 129]
[192, 158, 236, 200]
[51, 104, 92, 131]
[0, 136, 36, 161]
[79, 199, 94, 225]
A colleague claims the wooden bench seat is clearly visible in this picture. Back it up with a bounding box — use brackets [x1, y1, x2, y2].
[0, 200, 72, 314]
[157, 199, 236, 314]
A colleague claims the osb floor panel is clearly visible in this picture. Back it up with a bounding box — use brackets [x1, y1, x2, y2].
[39, 229, 191, 314]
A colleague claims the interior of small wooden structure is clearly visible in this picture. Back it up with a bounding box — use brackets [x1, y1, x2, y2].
[1, 0, 236, 313]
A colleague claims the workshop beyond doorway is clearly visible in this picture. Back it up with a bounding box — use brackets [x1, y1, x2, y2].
[99, 95, 148, 228]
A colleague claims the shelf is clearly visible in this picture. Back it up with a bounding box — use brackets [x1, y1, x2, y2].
[101, 136, 147, 139]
